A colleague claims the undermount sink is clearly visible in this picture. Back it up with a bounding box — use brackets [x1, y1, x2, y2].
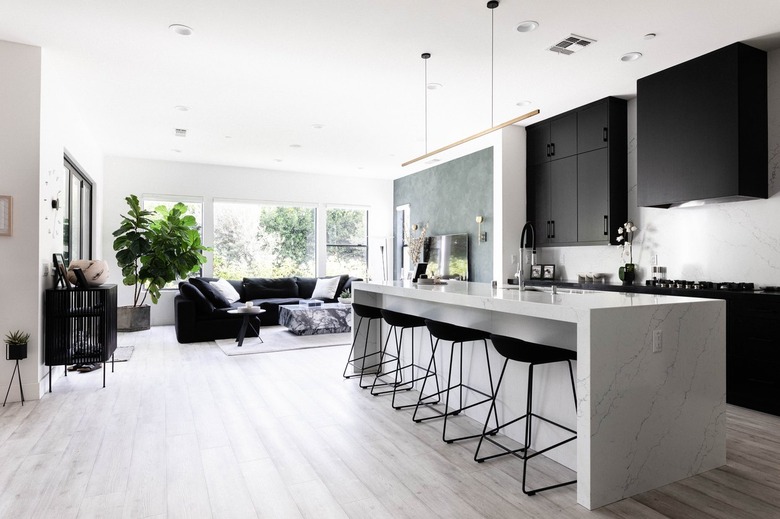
[512, 286, 596, 294]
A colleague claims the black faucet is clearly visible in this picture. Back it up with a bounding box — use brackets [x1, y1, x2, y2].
[517, 222, 536, 289]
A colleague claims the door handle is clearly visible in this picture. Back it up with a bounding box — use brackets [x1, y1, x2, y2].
[604, 215, 608, 235]
[603, 127, 608, 142]
[550, 143, 555, 156]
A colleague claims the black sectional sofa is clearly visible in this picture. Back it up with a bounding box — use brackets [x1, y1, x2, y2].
[174, 274, 359, 343]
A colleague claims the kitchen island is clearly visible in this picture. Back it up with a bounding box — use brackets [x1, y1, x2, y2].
[352, 280, 726, 510]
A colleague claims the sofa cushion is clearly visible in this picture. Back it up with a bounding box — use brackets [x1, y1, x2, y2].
[190, 277, 232, 308]
[243, 277, 299, 300]
[311, 276, 341, 299]
[210, 278, 241, 303]
[335, 274, 350, 297]
[295, 277, 318, 299]
[179, 282, 216, 314]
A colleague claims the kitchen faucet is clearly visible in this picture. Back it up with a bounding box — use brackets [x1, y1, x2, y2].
[516, 222, 536, 290]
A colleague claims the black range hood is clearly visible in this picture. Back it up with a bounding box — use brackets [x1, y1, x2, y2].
[637, 42, 767, 208]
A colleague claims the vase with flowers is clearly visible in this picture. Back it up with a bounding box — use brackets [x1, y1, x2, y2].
[404, 223, 427, 266]
[616, 221, 638, 285]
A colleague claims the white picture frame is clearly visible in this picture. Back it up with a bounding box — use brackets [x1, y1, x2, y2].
[0, 195, 12, 236]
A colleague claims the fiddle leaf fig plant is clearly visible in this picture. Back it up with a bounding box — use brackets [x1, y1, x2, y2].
[113, 195, 209, 306]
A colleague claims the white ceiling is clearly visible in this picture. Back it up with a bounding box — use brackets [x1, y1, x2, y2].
[2, 0, 780, 180]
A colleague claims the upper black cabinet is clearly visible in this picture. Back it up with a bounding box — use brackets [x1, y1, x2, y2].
[527, 112, 577, 165]
[527, 97, 627, 246]
[637, 42, 767, 208]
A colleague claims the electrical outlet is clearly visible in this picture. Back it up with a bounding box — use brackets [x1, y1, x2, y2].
[511, 254, 517, 264]
[653, 330, 662, 353]
[651, 254, 658, 266]
[42, 262, 49, 277]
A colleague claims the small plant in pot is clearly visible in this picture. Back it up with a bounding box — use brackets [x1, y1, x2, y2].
[5, 330, 30, 360]
[338, 289, 352, 305]
[113, 195, 210, 331]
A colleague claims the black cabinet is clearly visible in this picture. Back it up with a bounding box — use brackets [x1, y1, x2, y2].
[527, 97, 627, 246]
[727, 297, 780, 416]
[637, 42, 767, 208]
[44, 285, 117, 391]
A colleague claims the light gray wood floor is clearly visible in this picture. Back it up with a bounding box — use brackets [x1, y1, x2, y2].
[1, 325, 778, 518]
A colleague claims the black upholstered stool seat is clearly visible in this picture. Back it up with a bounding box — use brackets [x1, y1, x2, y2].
[369, 309, 438, 409]
[342, 303, 386, 386]
[474, 333, 577, 496]
[413, 319, 499, 444]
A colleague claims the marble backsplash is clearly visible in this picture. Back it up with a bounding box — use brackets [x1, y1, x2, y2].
[539, 49, 780, 286]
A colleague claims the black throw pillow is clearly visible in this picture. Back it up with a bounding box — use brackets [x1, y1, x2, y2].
[190, 277, 232, 308]
[243, 277, 299, 299]
[295, 277, 318, 299]
[180, 282, 216, 314]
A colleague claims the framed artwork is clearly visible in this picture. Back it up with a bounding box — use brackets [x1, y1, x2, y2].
[52, 253, 71, 289]
[0, 195, 11, 236]
[543, 264, 556, 280]
[530, 264, 543, 279]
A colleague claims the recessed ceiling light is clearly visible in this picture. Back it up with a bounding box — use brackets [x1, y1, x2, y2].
[516, 100, 532, 107]
[224, 135, 232, 139]
[515, 20, 539, 33]
[312, 124, 324, 129]
[289, 144, 302, 148]
[172, 149, 182, 153]
[174, 105, 190, 112]
[169, 24, 193, 36]
[644, 33, 657, 40]
[621, 52, 643, 62]
[274, 159, 283, 162]
[427, 82, 443, 90]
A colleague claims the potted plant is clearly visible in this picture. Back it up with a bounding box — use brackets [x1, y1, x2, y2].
[616, 221, 638, 286]
[338, 289, 352, 305]
[4, 330, 29, 360]
[113, 195, 209, 331]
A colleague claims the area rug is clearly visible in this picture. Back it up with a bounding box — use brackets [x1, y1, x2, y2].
[112, 346, 134, 362]
[214, 325, 351, 356]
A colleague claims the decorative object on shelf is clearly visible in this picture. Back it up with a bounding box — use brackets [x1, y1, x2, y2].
[542, 264, 556, 280]
[67, 259, 110, 287]
[402, 1, 540, 166]
[0, 195, 12, 236]
[530, 264, 543, 279]
[52, 253, 71, 289]
[338, 289, 352, 305]
[4, 330, 29, 407]
[616, 221, 638, 285]
[404, 223, 427, 264]
[113, 195, 210, 331]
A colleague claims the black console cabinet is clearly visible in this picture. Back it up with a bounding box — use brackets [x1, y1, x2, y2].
[527, 97, 627, 246]
[44, 285, 118, 391]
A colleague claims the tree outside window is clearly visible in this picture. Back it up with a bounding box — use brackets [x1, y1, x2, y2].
[326, 207, 368, 278]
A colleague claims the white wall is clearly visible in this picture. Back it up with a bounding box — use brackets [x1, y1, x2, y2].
[101, 157, 394, 325]
[0, 41, 103, 401]
[537, 49, 780, 286]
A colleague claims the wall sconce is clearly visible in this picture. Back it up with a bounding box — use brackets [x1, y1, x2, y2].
[476, 215, 487, 242]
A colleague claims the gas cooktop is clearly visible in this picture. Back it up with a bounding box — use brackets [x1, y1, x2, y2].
[646, 280, 756, 291]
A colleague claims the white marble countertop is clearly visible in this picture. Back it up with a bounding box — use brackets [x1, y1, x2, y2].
[353, 280, 717, 324]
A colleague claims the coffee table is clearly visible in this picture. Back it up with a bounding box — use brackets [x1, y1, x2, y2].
[278, 303, 352, 335]
[227, 308, 266, 347]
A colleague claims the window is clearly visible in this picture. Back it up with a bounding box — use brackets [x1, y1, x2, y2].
[63, 157, 93, 264]
[143, 195, 203, 286]
[326, 207, 368, 278]
[213, 200, 316, 279]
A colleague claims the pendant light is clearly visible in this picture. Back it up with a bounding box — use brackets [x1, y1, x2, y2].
[402, 0, 539, 167]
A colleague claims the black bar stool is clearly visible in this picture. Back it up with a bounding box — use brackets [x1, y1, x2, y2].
[370, 309, 439, 409]
[413, 319, 499, 444]
[474, 333, 577, 496]
[342, 303, 385, 387]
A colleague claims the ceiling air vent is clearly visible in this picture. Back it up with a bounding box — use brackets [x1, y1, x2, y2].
[548, 34, 596, 55]
[174, 128, 187, 137]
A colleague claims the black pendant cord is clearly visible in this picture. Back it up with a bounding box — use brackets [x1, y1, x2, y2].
[491, 4, 495, 127]
[422, 52, 431, 154]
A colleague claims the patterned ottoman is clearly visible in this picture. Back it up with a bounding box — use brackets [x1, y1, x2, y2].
[278, 303, 353, 335]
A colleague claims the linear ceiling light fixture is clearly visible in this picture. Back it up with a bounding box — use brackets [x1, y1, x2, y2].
[402, 1, 539, 167]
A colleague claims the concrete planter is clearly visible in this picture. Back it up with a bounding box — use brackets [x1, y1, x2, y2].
[117, 305, 151, 332]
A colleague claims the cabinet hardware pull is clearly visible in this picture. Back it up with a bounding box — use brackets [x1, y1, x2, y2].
[551, 143, 555, 156]
[546, 144, 550, 157]
[603, 215, 608, 235]
[551, 220, 555, 238]
[603, 127, 608, 142]
[547, 221, 551, 238]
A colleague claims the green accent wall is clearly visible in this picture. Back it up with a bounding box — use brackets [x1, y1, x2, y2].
[393, 148, 493, 282]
